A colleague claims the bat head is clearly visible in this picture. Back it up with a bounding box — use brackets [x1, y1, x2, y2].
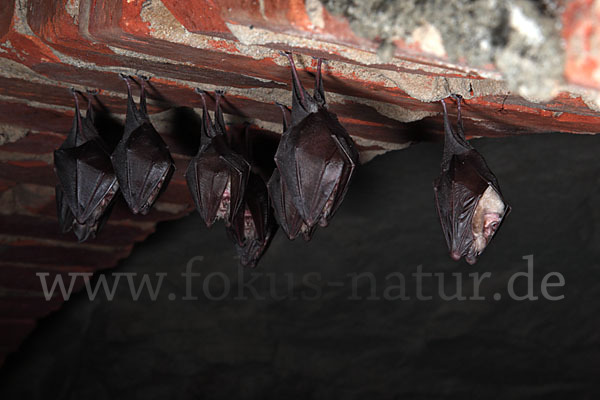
[186, 136, 249, 227]
[111, 75, 175, 215]
[435, 153, 510, 265]
[226, 173, 278, 268]
[185, 90, 250, 227]
[434, 96, 509, 264]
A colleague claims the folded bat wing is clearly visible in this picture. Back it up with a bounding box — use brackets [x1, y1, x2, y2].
[226, 174, 278, 268]
[112, 122, 175, 215]
[54, 137, 119, 220]
[267, 168, 315, 240]
[186, 136, 250, 227]
[275, 110, 356, 228]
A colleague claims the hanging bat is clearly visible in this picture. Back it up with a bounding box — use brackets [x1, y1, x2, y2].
[111, 74, 175, 215]
[271, 53, 359, 230]
[185, 89, 250, 227]
[226, 172, 278, 268]
[56, 89, 85, 234]
[433, 95, 510, 264]
[54, 89, 119, 242]
[268, 103, 316, 240]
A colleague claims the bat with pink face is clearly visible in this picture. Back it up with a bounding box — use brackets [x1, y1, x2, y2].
[433, 95, 510, 264]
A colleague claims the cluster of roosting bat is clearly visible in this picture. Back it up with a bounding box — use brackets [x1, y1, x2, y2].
[54, 52, 510, 267]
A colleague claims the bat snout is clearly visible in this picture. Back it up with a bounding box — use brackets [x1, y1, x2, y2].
[450, 251, 462, 261]
[465, 255, 478, 265]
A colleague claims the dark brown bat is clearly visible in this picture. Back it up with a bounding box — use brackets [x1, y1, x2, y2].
[111, 75, 175, 215]
[185, 89, 250, 227]
[268, 103, 316, 240]
[54, 89, 119, 242]
[270, 53, 359, 231]
[433, 95, 510, 264]
[226, 172, 278, 268]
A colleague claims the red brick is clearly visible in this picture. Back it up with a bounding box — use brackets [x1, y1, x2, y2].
[0, 161, 56, 186]
[0, 131, 64, 155]
[161, 0, 231, 36]
[0, 243, 129, 269]
[0, 101, 73, 134]
[0, 214, 150, 246]
[0, 263, 94, 292]
[563, 0, 600, 90]
[0, 0, 14, 40]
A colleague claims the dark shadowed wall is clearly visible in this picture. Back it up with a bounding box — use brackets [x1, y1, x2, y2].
[1, 132, 600, 399]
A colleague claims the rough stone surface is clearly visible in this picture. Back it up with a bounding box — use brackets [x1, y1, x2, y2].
[321, 0, 565, 100]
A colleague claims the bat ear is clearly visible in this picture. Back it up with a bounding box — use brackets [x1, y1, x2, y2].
[313, 58, 326, 107]
[195, 88, 217, 138]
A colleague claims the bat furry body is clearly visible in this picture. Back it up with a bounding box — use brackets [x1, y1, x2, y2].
[226, 172, 278, 268]
[111, 75, 175, 215]
[268, 104, 315, 240]
[268, 53, 359, 239]
[185, 90, 250, 227]
[54, 90, 119, 241]
[433, 96, 510, 264]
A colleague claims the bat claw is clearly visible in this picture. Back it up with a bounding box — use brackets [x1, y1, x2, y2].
[194, 87, 207, 95]
[215, 89, 226, 96]
[86, 88, 99, 95]
[136, 74, 150, 81]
